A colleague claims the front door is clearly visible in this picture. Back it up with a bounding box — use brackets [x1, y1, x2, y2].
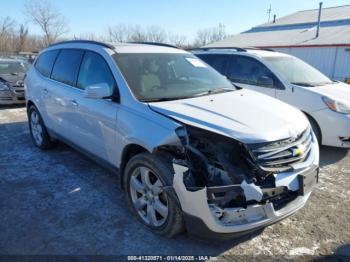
[70, 50, 119, 165]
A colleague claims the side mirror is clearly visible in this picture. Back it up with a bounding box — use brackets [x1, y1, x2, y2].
[257, 76, 274, 88]
[84, 83, 111, 99]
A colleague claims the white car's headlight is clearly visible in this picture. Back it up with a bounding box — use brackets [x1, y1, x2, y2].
[0, 82, 9, 91]
[322, 96, 350, 114]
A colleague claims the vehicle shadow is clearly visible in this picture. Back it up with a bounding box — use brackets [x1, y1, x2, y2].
[0, 104, 25, 111]
[319, 145, 349, 167]
[314, 243, 350, 261]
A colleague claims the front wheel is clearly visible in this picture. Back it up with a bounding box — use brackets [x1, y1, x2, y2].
[123, 152, 184, 237]
[307, 116, 321, 145]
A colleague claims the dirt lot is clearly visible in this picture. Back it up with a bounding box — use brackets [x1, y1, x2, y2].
[0, 106, 349, 260]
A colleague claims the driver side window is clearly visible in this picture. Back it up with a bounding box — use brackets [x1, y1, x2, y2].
[227, 56, 278, 88]
[77, 51, 115, 91]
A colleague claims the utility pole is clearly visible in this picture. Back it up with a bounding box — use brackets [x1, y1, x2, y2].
[267, 4, 272, 22]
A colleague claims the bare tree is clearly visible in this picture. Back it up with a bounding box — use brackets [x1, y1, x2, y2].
[17, 24, 29, 52]
[0, 16, 16, 52]
[194, 24, 226, 47]
[146, 26, 166, 42]
[24, 0, 68, 46]
[129, 25, 148, 42]
[108, 24, 134, 42]
[168, 33, 187, 47]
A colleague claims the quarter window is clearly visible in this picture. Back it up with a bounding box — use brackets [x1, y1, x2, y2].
[35, 50, 59, 77]
[51, 49, 84, 86]
[77, 51, 115, 91]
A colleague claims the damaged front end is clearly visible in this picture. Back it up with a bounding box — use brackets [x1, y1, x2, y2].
[165, 125, 319, 238]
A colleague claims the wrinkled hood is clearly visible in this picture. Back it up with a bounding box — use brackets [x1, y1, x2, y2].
[0, 73, 25, 85]
[150, 89, 309, 144]
[303, 82, 350, 103]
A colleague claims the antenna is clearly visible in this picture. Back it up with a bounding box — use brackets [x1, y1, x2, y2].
[267, 4, 272, 22]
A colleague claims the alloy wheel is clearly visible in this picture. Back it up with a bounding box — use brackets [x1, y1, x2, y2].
[129, 166, 169, 227]
[30, 110, 43, 146]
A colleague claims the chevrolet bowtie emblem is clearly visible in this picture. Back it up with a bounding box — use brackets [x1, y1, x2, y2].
[292, 144, 306, 157]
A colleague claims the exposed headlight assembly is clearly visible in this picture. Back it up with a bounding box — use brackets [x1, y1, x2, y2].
[322, 96, 350, 114]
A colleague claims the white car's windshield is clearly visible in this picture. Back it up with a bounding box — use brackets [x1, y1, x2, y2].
[113, 53, 235, 102]
[265, 56, 334, 87]
[0, 61, 29, 75]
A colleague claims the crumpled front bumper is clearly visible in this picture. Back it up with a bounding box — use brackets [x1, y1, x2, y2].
[172, 133, 319, 238]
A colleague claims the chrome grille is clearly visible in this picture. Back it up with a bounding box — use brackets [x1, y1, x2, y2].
[249, 127, 313, 172]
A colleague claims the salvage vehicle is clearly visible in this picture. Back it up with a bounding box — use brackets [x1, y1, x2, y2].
[24, 40, 319, 239]
[192, 48, 350, 148]
[0, 58, 29, 105]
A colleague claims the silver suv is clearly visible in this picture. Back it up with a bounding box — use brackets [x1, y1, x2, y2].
[25, 40, 319, 239]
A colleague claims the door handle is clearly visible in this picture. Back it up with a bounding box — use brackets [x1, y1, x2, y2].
[70, 99, 79, 107]
[42, 89, 48, 95]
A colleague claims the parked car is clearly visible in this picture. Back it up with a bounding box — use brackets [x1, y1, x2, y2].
[192, 48, 350, 148]
[25, 40, 319, 239]
[0, 58, 29, 105]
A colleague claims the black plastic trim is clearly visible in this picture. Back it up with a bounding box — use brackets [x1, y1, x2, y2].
[48, 40, 115, 50]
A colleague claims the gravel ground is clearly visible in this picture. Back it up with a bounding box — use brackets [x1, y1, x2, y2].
[0, 106, 349, 261]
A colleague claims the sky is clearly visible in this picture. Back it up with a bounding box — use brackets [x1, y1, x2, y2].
[1, 0, 350, 41]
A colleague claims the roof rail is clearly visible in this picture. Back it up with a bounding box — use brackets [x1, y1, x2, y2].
[128, 42, 179, 49]
[187, 47, 247, 52]
[245, 47, 275, 52]
[48, 40, 116, 49]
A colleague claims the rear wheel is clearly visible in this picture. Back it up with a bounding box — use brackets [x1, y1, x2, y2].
[28, 106, 56, 149]
[123, 152, 184, 237]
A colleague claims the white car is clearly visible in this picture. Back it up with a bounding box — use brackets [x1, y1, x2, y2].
[193, 48, 350, 148]
[25, 40, 319, 239]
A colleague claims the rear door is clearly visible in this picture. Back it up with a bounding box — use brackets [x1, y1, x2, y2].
[33, 50, 59, 129]
[49, 49, 85, 140]
[227, 55, 280, 97]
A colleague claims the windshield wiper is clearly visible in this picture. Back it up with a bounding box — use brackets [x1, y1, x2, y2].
[140, 96, 196, 102]
[192, 87, 236, 97]
[140, 87, 236, 102]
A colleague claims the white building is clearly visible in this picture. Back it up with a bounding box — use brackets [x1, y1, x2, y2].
[205, 5, 350, 83]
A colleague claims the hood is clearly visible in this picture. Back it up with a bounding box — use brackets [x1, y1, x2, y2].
[303, 82, 350, 103]
[149, 89, 309, 144]
[0, 73, 25, 85]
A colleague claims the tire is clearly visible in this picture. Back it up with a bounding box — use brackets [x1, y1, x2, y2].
[123, 152, 185, 237]
[307, 116, 321, 145]
[28, 105, 56, 149]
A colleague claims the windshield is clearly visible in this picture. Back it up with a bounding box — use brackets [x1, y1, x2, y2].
[0, 61, 29, 75]
[265, 56, 333, 87]
[113, 53, 234, 102]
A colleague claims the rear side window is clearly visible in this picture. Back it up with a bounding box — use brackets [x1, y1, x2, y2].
[51, 49, 84, 86]
[77, 51, 115, 91]
[196, 54, 229, 75]
[227, 56, 273, 86]
[35, 50, 59, 77]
